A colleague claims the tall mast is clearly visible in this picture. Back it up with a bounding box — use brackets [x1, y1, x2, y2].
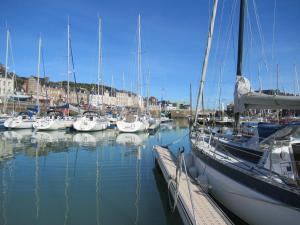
[234, 0, 246, 130]
[236, 0, 245, 77]
[67, 19, 70, 104]
[36, 36, 42, 114]
[3, 28, 10, 113]
[147, 70, 150, 112]
[294, 64, 300, 96]
[258, 64, 262, 93]
[194, 0, 219, 125]
[189, 83, 192, 117]
[111, 74, 114, 97]
[276, 64, 279, 94]
[122, 72, 125, 91]
[137, 14, 142, 107]
[97, 17, 102, 97]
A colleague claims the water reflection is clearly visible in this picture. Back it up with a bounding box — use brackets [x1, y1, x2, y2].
[0, 119, 189, 225]
[116, 133, 148, 148]
[73, 130, 117, 147]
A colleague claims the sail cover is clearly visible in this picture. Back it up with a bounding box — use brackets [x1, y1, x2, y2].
[234, 76, 300, 113]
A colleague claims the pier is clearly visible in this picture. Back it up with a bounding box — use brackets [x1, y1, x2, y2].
[153, 145, 232, 225]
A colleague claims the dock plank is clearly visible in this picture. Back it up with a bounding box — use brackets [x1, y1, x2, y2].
[154, 145, 231, 225]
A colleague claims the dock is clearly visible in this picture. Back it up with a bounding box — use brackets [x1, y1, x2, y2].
[153, 145, 232, 225]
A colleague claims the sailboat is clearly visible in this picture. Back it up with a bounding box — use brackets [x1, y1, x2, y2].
[73, 17, 109, 132]
[189, 1, 300, 224]
[117, 14, 149, 133]
[4, 33, 40, 129]
[33, 21, 75, 131]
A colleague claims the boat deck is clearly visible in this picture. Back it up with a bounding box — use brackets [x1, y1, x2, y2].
[153, 145, 232, 225]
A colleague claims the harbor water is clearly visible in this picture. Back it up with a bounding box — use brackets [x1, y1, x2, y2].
[0, 119, 190, 225]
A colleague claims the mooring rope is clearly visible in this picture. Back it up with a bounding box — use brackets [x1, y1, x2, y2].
[167, 147, 198, 225]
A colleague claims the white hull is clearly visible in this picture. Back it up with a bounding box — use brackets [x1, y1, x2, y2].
[4, 117, 35, 129]
[190, 148, 300, 225]
[33, 118, 72, 131]
[73, 117, 109, 131]
[116, 120, 149, 133]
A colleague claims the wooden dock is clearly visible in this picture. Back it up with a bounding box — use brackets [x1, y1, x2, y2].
[153, 145, 232, 225]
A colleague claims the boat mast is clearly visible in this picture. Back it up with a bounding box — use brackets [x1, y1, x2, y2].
[97, 18, 102, 100]
[189, 83, 192, 117]
[36, 36, 42, 115]
[137, 14, 142, 109]
[194, 0, 219, 125]
[294, 64, 300, 96]
[234, 0, 246, 130]
[147, 70, 150, 113]
[67, 19, 70, 104]
[3, 28, 10, 113]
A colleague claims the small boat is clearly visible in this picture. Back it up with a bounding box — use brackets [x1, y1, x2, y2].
[160, 114, 173, 123]
[73, 111, 109, 132]
[117, 114, 149, 133]
[106, 113, 120, 127]
[148, 117, 161, 131]
[4, 112, 36, 129]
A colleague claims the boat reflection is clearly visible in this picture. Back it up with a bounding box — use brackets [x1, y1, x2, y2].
[0, 135, 14, 160]
[116, 133, 149, 147]
[3, 129, 33, 142]
[33, 130, 72, 143]
[73, 129, 117, 147]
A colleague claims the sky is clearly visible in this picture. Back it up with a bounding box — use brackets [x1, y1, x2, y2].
[1, 0, 300, 109]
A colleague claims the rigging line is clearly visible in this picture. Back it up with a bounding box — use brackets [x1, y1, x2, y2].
[41, 44, 49, 106]
[294, 65, 300, 95]
[245, 0, 255, 86]
[8, 34, 15, 75]
[208, 0, 211, 29]
[8, 31, 18, 99]
[271, 0, 277, 64]
[69, 38, 80, 107]
[252, 0, 269, 75]
[211, 0, 225, 92]
[220, 0, 238, 73]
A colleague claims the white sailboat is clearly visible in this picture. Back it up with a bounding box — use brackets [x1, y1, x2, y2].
[72, 17, 109, 132]
[33, 110, 73, 130]
[34, 21, 75, 131]
[189, 1, 300, 225]
[117, 14, 149, 133]
[73, 111, 109, 132]
[4, 33, 40, 129]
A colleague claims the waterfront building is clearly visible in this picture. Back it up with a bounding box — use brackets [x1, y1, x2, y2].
[0, 76, 14, 98]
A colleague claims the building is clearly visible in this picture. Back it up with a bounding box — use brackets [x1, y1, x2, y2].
[89, 90, 141, 107]
[0, 65, 14, 98]
[23, 76, 49, 96]
[0, 76, 14, 98]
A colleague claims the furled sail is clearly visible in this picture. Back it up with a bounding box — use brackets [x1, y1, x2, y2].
[234, 76, 300, 112]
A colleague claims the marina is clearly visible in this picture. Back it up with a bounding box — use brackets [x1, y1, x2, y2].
[0, 119, 188, 225]
[1, 0, 300, 224]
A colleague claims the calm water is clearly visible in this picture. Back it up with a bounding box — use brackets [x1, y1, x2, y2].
[0, 119, 190, 225]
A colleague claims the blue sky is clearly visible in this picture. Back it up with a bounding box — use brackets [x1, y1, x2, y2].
[1, 0, 300, 108]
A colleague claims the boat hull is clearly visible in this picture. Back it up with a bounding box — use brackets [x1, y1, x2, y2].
[190, 145, 300, 225]
[73, 118, 108, 131]
[4, 118, 34, 129]
[116, 120, 149, 133]
[34, 119, 69, 130]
